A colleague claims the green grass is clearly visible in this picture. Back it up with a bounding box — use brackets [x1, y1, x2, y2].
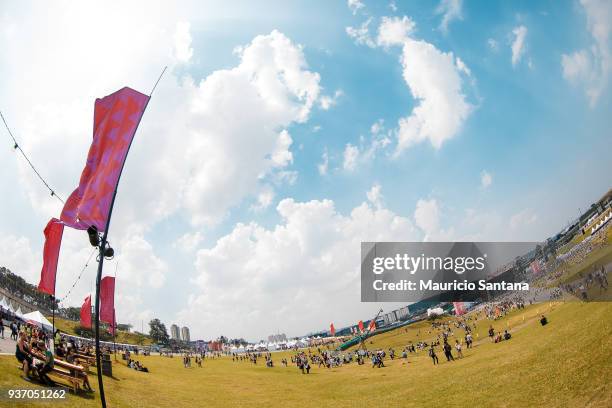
[48, 316, 153, 346]
[1, 302, 610, 407]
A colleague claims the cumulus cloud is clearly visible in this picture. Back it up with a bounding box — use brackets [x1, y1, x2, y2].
[561, 0, 611, 106]
[436, 0, 463, 34]
[0, 3, 322, 328]
[366, 183, 384, 208]
[173, 21, 193, 63]
[173, 231, 204, 252]
[178, 193, 419, 340]
[511, 25, 528, 66]
[375, 16, 472, 153]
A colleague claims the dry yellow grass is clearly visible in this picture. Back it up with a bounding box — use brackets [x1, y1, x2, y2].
[1, 301, 610, 407]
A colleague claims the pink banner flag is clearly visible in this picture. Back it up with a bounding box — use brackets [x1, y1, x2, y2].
[61, 87, 149, 231]
[38, 218, 64, 296]
[100, 276, 115, 324]
[330, 323, 335, 337]
[80, 295, 92, 329]
[368, 320, 376, 332]
[453, 302, 466, 316]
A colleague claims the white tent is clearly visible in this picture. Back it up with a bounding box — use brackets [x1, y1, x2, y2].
[15, 306, 25, 318]
[22, 311, 53, 331]
[0, 296, 8, 310]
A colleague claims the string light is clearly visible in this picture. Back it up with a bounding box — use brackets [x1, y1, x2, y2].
[58, 248, 97, 305]
[0, 110, 65, 204]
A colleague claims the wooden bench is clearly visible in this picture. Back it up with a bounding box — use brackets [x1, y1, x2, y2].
[31, 352, 89, 394]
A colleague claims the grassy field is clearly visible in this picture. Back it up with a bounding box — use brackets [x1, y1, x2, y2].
[2, 301, 611, 408]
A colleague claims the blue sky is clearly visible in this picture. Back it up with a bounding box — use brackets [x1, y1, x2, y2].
[0, 0, 610, 341]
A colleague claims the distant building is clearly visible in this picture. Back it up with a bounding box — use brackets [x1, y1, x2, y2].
[170, 324, 180, 341]
[181, 326, 190, 342]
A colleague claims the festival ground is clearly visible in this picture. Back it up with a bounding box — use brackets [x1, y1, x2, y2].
[0, 300, 610, 408]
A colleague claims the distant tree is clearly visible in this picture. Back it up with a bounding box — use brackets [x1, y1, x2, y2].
[149, 318, 169, 344]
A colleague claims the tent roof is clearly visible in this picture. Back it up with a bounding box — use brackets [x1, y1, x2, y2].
[22, 310, 53, 329]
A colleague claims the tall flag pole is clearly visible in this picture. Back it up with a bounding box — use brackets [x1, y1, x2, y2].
[59, 67, 164, 407]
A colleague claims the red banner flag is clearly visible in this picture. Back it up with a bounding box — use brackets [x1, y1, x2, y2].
[100, 276, 115, 323]
[330, 323, 335, 337]
[108, 309, 116, 336]
[368, 320, 376, 332]
[80, 295, 92, 329]
[61, 87, 149, 231]
[38, 218, 64, 296]
[358, 320, 364, 333]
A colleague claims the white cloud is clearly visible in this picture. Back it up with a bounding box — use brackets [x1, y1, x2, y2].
[319, 89, 343, 110]
[346, 18, 376, 48]
[377, 16, 415, 47]
[414, 199, 441, 241]
[0, 3, 323, 328]
[348, 0, 365, 15]
[375, 16, 472, 153]
[173, 21, 193, 63]
[436, 0, 463, 34]
[317, 149, 329, 175]
[561, 0, 611, 106]
[178, 194, 419, 340]
[343, 143, 360, 171]
[0, 235, 38, 284]
[511, 25, 528, 66]
[173, 231, 204, 252]
[366, 183, 383, 208]
[480, 170, 492, 189]
[251, 188, 275, 212]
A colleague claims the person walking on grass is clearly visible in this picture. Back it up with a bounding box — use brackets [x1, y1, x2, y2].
[455, 340, 463, 358]
[428, 345, 439, 365]
[443, 341, 454, 362]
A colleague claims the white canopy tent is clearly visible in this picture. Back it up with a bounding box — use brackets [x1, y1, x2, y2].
[14, 306, 25, 319]
[22, 310, 53, 331]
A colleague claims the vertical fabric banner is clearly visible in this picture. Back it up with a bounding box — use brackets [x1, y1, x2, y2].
[330, 323, 335, 337]
[453, 301, 466, 316]
[108, 309, 116, 335]
[80, 295, 92, 329]
[60, 87, 149, 231]
[368, 320, 376, 332]
[38, 218, 64, 295]
[358, 320, 364, 333]
[99, 276, 115, 324]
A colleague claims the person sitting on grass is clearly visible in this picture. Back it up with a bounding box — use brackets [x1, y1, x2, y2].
[15, 331, 33, 381]
[36, 342, 55, 386]
[540, 315, 548, 326]
[503, 330, 512, 341]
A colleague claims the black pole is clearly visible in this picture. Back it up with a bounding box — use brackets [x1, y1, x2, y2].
[94, 243, 107, 407]
[93, 70, 164, 408]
